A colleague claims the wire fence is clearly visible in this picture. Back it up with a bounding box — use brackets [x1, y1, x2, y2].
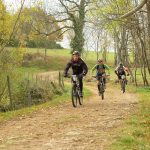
[0, 71, 65, 112]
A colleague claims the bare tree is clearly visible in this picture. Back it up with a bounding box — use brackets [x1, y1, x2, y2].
[32, 0, 91, 53]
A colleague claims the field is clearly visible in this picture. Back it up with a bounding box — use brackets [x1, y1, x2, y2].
[21, 48, 150, 84]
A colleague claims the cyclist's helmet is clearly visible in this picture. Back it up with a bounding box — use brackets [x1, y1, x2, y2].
[72, 51, 80, 56]
[119, 62, 123, 66]
[98, 59, 103, 63]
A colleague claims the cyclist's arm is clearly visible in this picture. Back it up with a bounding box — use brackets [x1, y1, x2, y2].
[82, 61, 88, 75]
[123, 66, 130, 75]
[115, 66, 119, 75]
[64, 62, 71, 75]
[91, 64, 98, 75]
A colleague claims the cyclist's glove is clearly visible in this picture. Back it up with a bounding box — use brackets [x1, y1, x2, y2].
[82, 72, 86, 76]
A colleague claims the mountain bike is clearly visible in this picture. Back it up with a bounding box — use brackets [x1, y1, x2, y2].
[93, 74, 109, 100]
[71, 75, 83, 107]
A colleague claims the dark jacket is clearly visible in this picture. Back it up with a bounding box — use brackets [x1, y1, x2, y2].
[64, 58, 88, 75]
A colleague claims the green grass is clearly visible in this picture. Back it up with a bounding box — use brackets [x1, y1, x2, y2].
[22, 48, 116, 74]
[109, 87, 150, 150]
[0, 86, 91, 122]
[17, 66, 48, 73]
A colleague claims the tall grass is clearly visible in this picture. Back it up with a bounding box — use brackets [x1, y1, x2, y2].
[109, 87, 150, 150]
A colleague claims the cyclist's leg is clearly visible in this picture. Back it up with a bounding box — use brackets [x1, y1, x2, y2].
[117, 73, 122, 88]
[124, 72, 128, 84]
[78, 76, 83, 97]
[96, 74, 101, 94]
[102, 73, 106, 89]
[118, 74, 122, 90]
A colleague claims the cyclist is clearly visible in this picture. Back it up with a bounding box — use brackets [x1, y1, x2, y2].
[115, 63, 130, 83]
[64, 51, 88, 97]
[92, 59, 110, 94]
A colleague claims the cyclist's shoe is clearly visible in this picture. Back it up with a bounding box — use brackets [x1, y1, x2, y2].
[79, 91, 83, 97]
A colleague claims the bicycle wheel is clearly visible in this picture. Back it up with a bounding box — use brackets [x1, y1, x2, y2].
[100, 83, 104, 100]
[122, 80, 126, 93]
[78, 93, 83, 105]
[72, 85, 77, 107]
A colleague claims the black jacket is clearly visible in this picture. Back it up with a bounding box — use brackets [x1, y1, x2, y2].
[64, 58, 88, 75]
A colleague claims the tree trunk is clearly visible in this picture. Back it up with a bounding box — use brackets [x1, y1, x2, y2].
[146, 0, 150, 74]
[70, 0, 86, 53]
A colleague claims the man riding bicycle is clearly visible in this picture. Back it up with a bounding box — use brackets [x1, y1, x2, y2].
[92, 59, 110, 93]
[115, 63, 130, 83]
[64, 51, 88, 97]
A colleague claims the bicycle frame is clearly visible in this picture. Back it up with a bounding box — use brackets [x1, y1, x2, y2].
[72, 75, 80, 89]
[71, 75, 83, 107]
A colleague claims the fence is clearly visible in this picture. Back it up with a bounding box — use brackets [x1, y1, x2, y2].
[0, 71, 65, 111]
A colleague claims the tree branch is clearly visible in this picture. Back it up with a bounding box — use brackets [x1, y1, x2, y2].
[32, 25, 73, 36]
[0, 0, 26, 53]
[57, 28, 71, 39]
[120, 0, 147, 19]
[67, 0, 79, 7]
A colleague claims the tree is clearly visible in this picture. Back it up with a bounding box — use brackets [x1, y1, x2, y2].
[15, 6, 63, 47]
[91, 0, 150, 85]
[33, 0, 91, 53]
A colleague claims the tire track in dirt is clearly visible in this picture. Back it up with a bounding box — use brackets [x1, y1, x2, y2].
[0, 79, 138, 150]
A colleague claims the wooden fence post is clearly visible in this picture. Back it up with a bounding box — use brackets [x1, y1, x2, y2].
[58, 71, 61, 87]
[27, 79, 32, 107]
[61, 73, 65, 88]
[7, 76, 13, 110]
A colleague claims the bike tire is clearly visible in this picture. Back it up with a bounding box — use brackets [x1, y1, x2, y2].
[100, 84, 104, 100]
[78, 94, 83, 105]
[122, 80, 126, 93]
[101, 92, 104, 100]
[72, 85, 77, 107]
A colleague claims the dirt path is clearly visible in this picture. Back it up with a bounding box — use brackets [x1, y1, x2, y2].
[0, 82, 138, 150]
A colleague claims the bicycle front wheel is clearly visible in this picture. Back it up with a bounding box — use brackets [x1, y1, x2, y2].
[78, 94, 83, 105]
[72, 85, 78, 107]
[122, 80, 126, 93]
[100, 84, 104, 100]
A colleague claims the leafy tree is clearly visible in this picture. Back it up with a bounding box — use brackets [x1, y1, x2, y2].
[16, 7, 63, 47]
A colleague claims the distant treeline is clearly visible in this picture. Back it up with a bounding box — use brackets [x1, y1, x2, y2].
[6, 39, 63, 49]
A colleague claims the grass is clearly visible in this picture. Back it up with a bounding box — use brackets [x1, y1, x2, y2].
[17, 66, 48, 73]
[0, 86, 92, 123]
[21, 48, 116, 75]
[109, 87, 150, 150]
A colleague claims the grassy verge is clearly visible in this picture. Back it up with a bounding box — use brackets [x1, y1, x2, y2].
[0, 86, 92, 123]
[17, 66, 49, 73]
[109, 86, 150, 150]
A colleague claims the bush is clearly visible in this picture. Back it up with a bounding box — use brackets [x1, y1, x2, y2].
[6, 38, 63, 49]
[0, 75, 65, 111]
[27, 40, 63, 49]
